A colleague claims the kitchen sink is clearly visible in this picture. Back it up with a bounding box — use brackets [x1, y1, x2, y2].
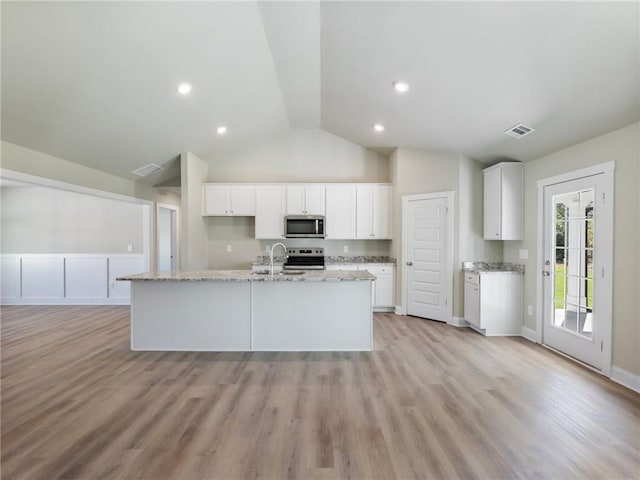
[251, 270, 306, 276]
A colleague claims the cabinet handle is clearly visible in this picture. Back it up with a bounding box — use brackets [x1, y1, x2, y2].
[230, 210, 234, 214]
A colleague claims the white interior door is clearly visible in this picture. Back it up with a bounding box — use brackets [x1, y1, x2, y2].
[542, 172, 612, 371]
[403, 193, 453, 322]
[157, 205, 178, 271]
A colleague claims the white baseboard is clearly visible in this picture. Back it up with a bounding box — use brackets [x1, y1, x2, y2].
[521, 326, 540, 343]
[448, 316, 468, 327]
[2, 297, 130, 306]
[394, 305, 405, 315]
[610, 366, 640, 393]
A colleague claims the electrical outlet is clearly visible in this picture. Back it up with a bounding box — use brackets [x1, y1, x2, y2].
[127, 244, 133, 253]
[226, 244, 232, 253]
[527, 305, 533, 316]
[519, 249, 528, 260]
[265, 245, 270, 254]
[343, 245, 348, 253]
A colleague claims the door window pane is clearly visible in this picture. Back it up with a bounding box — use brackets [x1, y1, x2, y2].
[552, 188, 595, 339]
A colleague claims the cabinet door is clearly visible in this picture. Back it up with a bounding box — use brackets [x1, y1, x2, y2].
[326, 185, 356, 239]
[203, 185, 230, 216]
[304, 185, 325, 215]
[356, 186, 374, 238]
[483, 168, 502, 239]
[286, 186, 306, 215]
[373, 185, 392, 239]
[255, 186, 286, 239]
[464, 281, 481, 327]
[374, 273, 394, 307]
[230, 185, 255, 216]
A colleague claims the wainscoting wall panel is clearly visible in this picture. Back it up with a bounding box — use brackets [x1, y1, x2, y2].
[0, 254, 144, 305]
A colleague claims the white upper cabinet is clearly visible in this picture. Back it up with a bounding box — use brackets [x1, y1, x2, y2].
[286, 185, 325, 215]
[356, 185, 392, 239]
[203, 184, 255, 216]
[483, 163, 523, 240]
[255, 185, 286, 239]
[325, 185, 357, 239]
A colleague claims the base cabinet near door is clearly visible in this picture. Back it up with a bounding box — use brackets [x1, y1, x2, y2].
[326, 264, 395, 311]
[463, 270, 522, 336]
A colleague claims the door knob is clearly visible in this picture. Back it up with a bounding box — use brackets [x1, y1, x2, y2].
[542, 270, 550, 276]
[406, 261, 413, 266]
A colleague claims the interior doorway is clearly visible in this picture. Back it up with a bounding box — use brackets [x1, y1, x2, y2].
[157, 204, 179, 271]
[401, 191, 454, 323]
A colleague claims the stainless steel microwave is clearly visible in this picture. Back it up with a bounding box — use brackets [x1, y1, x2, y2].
[284, 215, 325, 238]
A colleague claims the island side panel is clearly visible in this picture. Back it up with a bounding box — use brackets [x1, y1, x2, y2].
[130, 281, 251, 351]
[251, 280, 373, 351]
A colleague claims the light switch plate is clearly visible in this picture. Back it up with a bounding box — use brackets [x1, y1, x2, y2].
[519, 249, 528, 259]
[527, 305, 533, 316]
[343, 245, 348, 253]
[265, 245, 270, 254]
[226, 244, 232, 253]
[127, 244, 133, 253]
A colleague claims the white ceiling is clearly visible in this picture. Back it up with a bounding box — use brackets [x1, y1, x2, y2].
[2, 1, 638, 182]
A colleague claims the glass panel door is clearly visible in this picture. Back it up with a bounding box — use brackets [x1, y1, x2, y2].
[542, 172, 611, 371]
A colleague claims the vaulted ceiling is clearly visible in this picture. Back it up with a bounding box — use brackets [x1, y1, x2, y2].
[2, 1, 638, 182]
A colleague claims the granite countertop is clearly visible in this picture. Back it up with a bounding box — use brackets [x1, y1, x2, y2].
[462, 261, 525, 274]
[118, 269, 376, 282]
[252, 255, 396, 266]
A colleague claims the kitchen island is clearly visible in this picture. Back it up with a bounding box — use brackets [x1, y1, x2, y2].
[118, 270, 375, 352]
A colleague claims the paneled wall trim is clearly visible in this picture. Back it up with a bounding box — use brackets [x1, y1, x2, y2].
[0, 254, 144, 305]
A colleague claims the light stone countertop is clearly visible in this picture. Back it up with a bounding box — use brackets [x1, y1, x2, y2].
[118, 269, 376, 282]
[461, 261, 525, 274]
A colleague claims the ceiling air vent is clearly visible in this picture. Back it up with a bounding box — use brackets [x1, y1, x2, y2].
[504, 123, 535, 139]
[132, 163, 163, 177]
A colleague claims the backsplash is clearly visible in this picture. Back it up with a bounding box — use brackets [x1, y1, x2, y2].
[254, 255, 396, 265]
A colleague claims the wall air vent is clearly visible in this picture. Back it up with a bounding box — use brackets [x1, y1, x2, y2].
[132, 163, 164, 177]
[504, 123, 535, 139]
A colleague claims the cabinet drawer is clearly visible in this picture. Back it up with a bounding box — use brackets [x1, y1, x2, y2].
[464, 272, 479, 285]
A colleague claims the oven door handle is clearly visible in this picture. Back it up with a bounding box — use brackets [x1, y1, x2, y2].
[315, 219, 318, 234]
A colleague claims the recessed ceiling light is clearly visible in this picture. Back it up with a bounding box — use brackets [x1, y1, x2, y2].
[373, 123, 385, 133]
[393, 81, 410, 93]
[177, 82, 192, 95]
[216, 125, 227, 135]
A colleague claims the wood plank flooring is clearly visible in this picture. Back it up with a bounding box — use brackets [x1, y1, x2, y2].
[1, 305, 638, 479]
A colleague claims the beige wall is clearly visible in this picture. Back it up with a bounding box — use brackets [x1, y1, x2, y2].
[503, 123, 640, 375]
[180, 152, 209, 270]
[207, 129, 389, 183]
[201, 129, 391, 269]
[1, 141, 179, 206]
[1, 186, 143, 254]
[390, 149, 502, 318]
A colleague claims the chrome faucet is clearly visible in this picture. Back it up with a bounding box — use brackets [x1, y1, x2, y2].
[270, 243, 288, 275]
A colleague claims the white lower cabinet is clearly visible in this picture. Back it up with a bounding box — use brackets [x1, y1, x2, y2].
[326, 264, 395, 311]
[463, 271, 522, 336]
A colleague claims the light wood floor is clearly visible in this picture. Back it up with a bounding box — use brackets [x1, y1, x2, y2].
[1, 306, 638, 480]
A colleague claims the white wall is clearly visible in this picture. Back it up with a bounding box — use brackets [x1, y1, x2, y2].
[503, 123, 639, 376]
[1, 186, 144, 254]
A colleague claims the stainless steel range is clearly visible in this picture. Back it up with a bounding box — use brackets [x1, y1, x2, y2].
[283, 247, 325, 270]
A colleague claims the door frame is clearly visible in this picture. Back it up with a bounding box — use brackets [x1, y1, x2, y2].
[536, 161, 614, 375]
[156, 203, 180, 271]
[400, 191, 454, 321]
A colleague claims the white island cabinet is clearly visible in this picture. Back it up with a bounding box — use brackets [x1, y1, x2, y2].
[119, 270, 375, 351]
